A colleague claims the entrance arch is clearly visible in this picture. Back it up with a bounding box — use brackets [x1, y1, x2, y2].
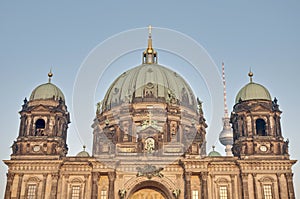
[129, 188, 165, 199]
[127, 180, 172, 199]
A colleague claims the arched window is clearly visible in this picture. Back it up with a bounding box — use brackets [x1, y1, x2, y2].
[35, 119, 45, 136]
[256, 119, 267, 136]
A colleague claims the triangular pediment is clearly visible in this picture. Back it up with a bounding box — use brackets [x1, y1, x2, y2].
[138, 126, 161, 135]
[249, 104, 271, 112]
[30, 104, 51, 112]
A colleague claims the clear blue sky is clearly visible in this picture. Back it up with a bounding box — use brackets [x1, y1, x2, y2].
[1, 1, 299, 197]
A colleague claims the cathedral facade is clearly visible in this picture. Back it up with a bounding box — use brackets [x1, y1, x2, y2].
[3, 31, 296, 199]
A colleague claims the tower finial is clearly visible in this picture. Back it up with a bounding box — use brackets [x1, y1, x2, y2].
[48, 68, 53, 83]
[143, 25, 157, 64]
[222, 62, 229, 117]
[248, 68, 253, 83]
[147, 25, 153, 54]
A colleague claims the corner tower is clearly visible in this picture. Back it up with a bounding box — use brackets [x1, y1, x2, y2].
[11, 71, 70, 158]
[231, 71, 288, 158]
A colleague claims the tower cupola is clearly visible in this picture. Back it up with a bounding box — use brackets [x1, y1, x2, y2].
[11, 71, 70, 158]
[231, 71, 289, 159]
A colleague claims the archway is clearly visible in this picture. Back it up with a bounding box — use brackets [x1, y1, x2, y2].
[129, 188, 165, 199]
[127, 181, 172, 199]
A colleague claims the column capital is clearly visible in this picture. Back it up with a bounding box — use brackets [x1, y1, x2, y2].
[108, 172, 116, 182]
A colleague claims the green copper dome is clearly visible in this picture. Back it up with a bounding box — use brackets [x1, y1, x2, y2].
[30, 82, 65, 101]
[235, 72, 271, 104]
[208, 146, 221, 157]
[102, 63, 197, 111]
[29, 72, 65, 101]
[76, 147, 90, 157]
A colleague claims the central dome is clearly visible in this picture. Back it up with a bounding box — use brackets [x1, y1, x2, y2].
[102, 63, 197, 111]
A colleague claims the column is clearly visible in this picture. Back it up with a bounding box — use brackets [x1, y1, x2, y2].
[285, 173, 295, 199]
[252, 173, 257, 199]
[62, 174, 69, 199]
[197, 175, 202, 199]
[91, 172, 100, 199]
[83, 174, 89, 199]
[184, 172, 191, 199]
[108, 172, 116, 199]
[50, 173, 59, 199]
[16, 173, 24, 199]
[241, 173, 249, 199]
[41, 174, 47, 199]
[276, 173, 281, 199]
[4, 173, 15, 199]
[200, 172, 208, 199]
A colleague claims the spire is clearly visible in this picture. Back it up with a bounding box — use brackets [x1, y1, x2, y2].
[143, 25, 157, 64]
[222, 62, 228, 118]
[48, 69, 53, 83]
[147, 25, 153, 53]
[219, 62, 233, 156]
[248, 69, 253, 83]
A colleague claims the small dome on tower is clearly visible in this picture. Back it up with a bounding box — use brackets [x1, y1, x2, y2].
[235, 72, 271, 103]
[208, 146, 221, 157]
[29, 71, 65, 101]
[76, 146, 90, 157]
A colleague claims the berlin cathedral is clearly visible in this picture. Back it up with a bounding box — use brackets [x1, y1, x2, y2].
[3, 28, 296, 199]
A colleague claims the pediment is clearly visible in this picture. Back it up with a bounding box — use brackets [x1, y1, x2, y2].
[138, 126, 161, 135]
[249, 104, 272, 112]
[30, 104, 51, 112]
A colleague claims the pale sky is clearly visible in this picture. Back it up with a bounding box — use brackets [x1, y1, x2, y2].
[0, 1, 299, 197]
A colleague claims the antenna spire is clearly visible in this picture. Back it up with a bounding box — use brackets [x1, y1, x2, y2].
[222, 62, 228, 118]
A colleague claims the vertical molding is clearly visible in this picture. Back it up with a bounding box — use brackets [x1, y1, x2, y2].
[285, 173, 295, 199]
[62, 174, 69, 199]
[241, 173, 249, 199]
[252, 173, 258, 199]
[184, 172, 191, 199]
[83, 174, 89, 199]
[16, 173, 24, 199]
[5, 173, 15, 199]
[237, 172, 243, 199]
[41, 174, 47, 199]
[50, 173, 59, 199]
[276, 173, 281, 199]
[108, 172, 116, 199]
[198, 174, 202, 199]
[91, 172, 100, 199]
[200, 172, 208, 199]
[230, 174, 235, 199]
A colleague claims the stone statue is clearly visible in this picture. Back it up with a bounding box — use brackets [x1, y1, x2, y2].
[96, 101, 102, 114]
[119, 189, 126, 199]
[172, 189, 181, 198]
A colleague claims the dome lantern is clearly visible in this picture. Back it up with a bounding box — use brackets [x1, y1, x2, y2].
[143, 25, 157, 64]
